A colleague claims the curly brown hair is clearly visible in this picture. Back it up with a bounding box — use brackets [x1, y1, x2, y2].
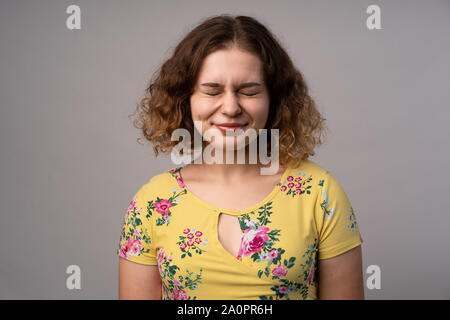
[129, 14, 328, 168]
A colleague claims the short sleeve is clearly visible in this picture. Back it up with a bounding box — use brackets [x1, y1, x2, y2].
[117, 183, 158, 265]
[314, 170, 363, 260]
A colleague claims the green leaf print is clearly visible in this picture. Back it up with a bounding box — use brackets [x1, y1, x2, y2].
[134, 217, 142, 226]
[347, 207, 359, 233]
[257, 201, 273, 225]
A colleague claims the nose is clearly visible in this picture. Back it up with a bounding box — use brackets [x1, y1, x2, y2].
[220, 91, 242, 117]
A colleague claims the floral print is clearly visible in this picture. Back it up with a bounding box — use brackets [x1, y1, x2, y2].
[117, 195, 152, 259]
[118, 161, 363, 300]
[235, 202, 300, 298]
[147, 187, 186, 226]
[260, 239, 319, 300]
[320, 187, 335, 221]
[169, 167, 186, 189]
[272, 264, 288, 277]
[296, 239, 319, 299]
[177, 228, 208, 258]
[347, 207, 359, 234]
[237, 225, 270, 259]
[280, 172, 312, 197]
[154, 199, 172, 214]
[158, 247, 203, 300]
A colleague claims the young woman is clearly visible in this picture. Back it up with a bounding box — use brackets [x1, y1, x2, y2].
[118, 14, 364, 300]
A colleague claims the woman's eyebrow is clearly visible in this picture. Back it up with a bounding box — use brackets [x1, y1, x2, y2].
[200, 82, 262, 89]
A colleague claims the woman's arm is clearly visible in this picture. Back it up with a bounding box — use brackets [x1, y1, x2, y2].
[119, 257, 162, 299]
[317, 245, 365, 299]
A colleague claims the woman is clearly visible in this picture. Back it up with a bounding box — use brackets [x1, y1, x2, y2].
[118, 14, 364, 300]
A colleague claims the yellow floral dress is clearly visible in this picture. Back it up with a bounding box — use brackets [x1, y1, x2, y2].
[117, 159, 363, 300]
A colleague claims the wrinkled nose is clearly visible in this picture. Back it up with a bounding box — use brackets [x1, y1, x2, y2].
[220, 92, 242, 117]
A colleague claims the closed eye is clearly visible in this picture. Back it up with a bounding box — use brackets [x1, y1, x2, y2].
[205, 92, 258, 96]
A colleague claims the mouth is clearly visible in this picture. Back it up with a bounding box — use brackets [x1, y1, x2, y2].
[214, 123, 248, 134]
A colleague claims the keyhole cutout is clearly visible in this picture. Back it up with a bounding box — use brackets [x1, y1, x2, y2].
[217, 212, 243, 258]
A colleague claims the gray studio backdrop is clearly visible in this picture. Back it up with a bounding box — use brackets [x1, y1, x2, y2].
[1, 0, 449, 299]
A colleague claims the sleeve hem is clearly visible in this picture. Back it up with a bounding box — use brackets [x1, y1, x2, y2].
[318, 239, 362, 260]
[120, 255, 158, 266]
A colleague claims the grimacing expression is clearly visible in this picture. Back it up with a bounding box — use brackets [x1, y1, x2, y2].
[189, 47, 270, 151]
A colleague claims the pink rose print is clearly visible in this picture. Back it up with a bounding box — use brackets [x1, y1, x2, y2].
[125, 195, 140, 220]
[157, 247, 173, 279]
[237, 226, 270, 259]
[272, 263, 288, 278]
[157, 243, 202, 299]
[177, 228, 207, 257]
[150, 176, 187, 226]
[157, 247, 165, 274]
[119, 237, 143, 259]
[176, 178, 185, 189]
[268, 249, 278, 259]
[272, 264, 288, 278]
[278, 286, 288, 294]
[171, 170, 186, 189]
[173, 279, 181, 287]
[126, 198, 136, 219]
[172, 288, 189, 300]
[154, 199, 172, 214]
[307, 265, 316, 286]
[279, 173, 311, 197]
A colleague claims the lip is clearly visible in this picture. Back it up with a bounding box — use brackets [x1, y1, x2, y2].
[214, 123, 248, 134]
[216, 122, 248, 127]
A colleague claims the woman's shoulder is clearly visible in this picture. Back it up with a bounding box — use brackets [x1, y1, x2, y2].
[288, 158, 330, 179]
[146, 166, 181, 188]
[132, 166, 182, 199]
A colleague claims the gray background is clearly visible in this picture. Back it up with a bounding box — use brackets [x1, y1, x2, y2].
[1, 0, 449, 299]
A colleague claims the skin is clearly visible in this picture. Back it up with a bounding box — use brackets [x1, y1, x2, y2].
[119, 258, 162, 300]
[318, 245, 365, 299]
[119, 46, 365, 299]
[188, 45, 272, 182]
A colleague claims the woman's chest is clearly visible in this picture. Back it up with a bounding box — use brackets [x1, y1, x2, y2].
[184, 179, 281, 212]
[151, 197, 320, 300]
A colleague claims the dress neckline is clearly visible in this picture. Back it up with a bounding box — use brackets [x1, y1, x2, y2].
[167, 165, 291, 216]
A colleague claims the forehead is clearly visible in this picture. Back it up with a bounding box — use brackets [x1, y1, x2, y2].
[196, 48, 264, 83]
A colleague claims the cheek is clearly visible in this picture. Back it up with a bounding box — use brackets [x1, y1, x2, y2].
[190, 105, 211, 122]
[248, 100, 270, 125]
[189, 96, 209, 120]
[189, 98, 212, 135]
